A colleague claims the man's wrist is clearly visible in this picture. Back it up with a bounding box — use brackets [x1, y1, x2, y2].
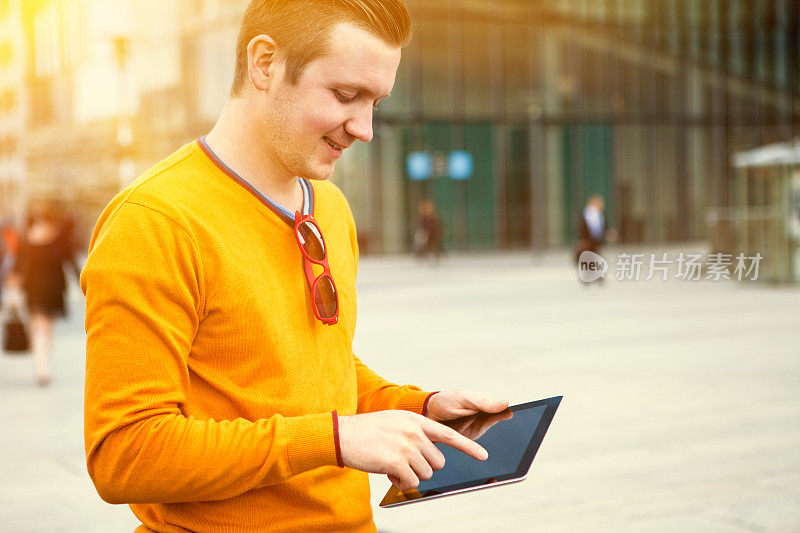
[422, 391, 440, 418]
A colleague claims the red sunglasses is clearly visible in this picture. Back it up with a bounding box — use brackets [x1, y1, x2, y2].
[293, 211, 339, 325]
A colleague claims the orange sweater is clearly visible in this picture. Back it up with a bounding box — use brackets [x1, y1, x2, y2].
[81, 140, 433, 532]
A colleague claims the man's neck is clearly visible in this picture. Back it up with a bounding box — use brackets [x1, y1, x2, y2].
[205, 99, 303, 214]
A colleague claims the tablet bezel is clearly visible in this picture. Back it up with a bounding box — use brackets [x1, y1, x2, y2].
[379, 395, 562, 508]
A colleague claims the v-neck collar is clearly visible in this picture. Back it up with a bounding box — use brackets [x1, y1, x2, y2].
[197, 136, 314, 226]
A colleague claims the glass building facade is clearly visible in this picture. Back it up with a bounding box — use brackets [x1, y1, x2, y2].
[345, 0, 800, 253]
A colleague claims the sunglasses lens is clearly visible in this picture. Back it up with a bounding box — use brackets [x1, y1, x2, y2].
[314, 275, 338, 319]
[297, 221, 326, 261]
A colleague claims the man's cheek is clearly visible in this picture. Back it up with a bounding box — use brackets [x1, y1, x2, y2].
[309, 107, 344, 131]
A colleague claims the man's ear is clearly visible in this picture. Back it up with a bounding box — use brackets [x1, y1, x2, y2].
[247, 34, 279, 91]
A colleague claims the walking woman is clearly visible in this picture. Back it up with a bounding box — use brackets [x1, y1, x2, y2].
[14, 201, 80, 386]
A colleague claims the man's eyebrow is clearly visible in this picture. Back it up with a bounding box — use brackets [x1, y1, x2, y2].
[340, 84, 392, 99]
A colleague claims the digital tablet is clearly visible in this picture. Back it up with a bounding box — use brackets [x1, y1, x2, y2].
[380, 395, 562, 508]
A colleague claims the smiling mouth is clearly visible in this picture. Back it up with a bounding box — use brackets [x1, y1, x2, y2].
[324, 137, 345, 151]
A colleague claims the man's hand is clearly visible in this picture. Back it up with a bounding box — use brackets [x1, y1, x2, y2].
[446, 409, 514, 441]
[338, 410, 488, 491]
[425, 389, 509, 422]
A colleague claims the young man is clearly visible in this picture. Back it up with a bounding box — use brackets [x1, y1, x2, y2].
[81, 1, 507, 531]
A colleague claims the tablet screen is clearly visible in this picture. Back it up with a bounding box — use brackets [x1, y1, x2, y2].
[380, 396, 561, 507]
[419, 404, 543, 491]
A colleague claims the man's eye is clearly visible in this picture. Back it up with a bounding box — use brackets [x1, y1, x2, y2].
[334, 91, 357, 103]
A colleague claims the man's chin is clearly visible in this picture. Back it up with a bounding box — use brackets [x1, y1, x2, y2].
[302, 164, 336, 181]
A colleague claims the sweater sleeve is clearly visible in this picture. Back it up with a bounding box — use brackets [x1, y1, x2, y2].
[81, 202, 338, 505]
[353, 356, 437, 415]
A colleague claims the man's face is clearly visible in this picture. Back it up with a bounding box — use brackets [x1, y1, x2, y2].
[262, 23, 401, 181]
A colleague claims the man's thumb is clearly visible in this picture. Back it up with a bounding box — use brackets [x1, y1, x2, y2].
[469, 394, 508, 413]
[487, 399, 510, 412]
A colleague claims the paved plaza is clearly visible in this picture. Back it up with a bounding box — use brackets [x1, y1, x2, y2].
[1, 248, 798, 532]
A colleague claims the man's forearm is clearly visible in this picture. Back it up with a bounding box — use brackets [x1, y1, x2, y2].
[86, 410, 339, 504]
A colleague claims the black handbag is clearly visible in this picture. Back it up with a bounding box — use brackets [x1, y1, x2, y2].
[4, 306, 30, 353]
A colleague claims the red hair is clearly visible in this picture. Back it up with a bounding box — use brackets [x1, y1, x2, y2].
[231, 0, 412, 96]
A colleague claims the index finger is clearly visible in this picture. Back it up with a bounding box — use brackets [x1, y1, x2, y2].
[420, 418, 489, 461]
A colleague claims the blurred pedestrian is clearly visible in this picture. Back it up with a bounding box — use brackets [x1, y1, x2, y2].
[1, 219, 19, 268]
[414, 199, 443, 261]
[13, 200, 80, 386]
[575, 194, 616, 283]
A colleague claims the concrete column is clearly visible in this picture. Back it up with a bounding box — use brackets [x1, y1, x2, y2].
[334, 141, 372, 251]
[543, 29, 563, 246]
[687, 66, 706, 239]
[379, 125, 408, 254]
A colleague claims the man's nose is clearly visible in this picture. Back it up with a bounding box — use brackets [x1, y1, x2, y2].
[344, 105, 374, 144]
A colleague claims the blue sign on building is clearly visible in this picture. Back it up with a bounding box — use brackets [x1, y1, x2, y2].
[407, 152, 433, 181]
[448, 151, 473, 180]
